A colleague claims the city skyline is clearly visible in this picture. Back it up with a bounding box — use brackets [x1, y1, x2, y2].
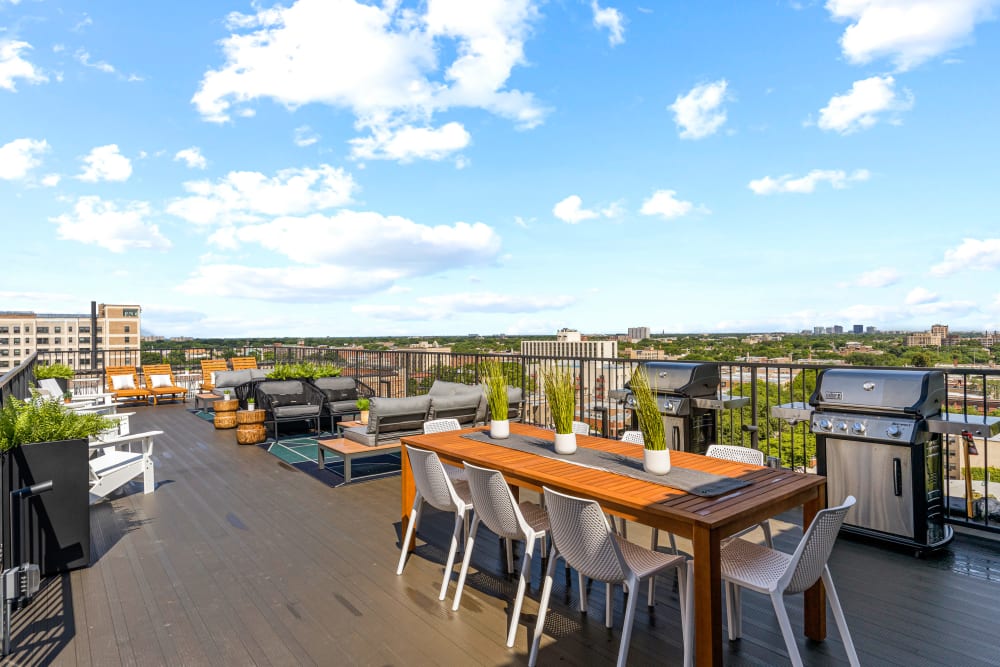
[3, 1, 1000, 337]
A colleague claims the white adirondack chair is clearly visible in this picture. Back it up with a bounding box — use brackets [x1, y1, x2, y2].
[88, 429, 161, 504]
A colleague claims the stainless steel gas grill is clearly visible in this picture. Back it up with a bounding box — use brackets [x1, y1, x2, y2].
[784, 368, 955, 552]
[610, 361, 748, 454]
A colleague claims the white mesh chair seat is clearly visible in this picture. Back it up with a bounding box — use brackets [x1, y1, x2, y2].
[397, 446, 475, 602]
[423, 418, 466, 482]
[720, 495, 860, 667]
[453, 462, 550, 648]
[706, 444, 773, 548]
[530, 486, 692, 667]
[620, 430, 644, 445]
[571, 420, 590, 435]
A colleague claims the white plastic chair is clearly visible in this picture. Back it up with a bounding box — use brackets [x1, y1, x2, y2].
[620, 430, 678, 567]
[707, 444, 773, 547]
[88, 429, 160, 504]
[530, 486, 692, 667]
[721, 495, 860, 667]
[571, 420, 590, 435]
[423, 418, 466, 483]
[397, 446, 474, 601]
[453, 463, 550, 648]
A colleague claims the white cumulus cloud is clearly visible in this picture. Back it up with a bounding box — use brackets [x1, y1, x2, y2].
[294, 125, 319, 147]
[905, 287, 939, 305]
[591, 1, 625, 46]
[192, 0, 546, 163]
[0, 40, 47, 91]
[167, 164, 357, 226]
[640, 189, 695, 219]
[174, 147, 207, 169]
[817, 75, 914, 134]
[349, 121, 470, 162]
[931, 238, 1000, 276]
[553, 195, 600, 224]
[78, 144, 133, 182]
[41, 173, 60, 187]
[0, 138, 49, 180]
[843, 267, 901, 288]
[669, 80, 729, 139]
[50, 196, 171, 253]
[748, 168, 870, 195]
[826, 0, 999, 71]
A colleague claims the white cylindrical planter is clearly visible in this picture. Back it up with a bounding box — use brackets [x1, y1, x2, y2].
[490, 419, 510, 439]
[553, 432, 577, 455]
[643, 448, 672, 475]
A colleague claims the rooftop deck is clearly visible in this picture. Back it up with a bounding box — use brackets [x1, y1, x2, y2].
[9, 402, 1000, 666]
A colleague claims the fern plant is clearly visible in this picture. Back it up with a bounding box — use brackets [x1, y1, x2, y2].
[33, 363, 75, 380]
[630, 367, 666, 451]
[0, 395, 116, 452]
[481, 359, 509, 422]
[542, 367, 575, 435]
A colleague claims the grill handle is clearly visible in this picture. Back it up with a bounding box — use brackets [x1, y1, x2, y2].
[671, 425, 680, 450]
[893, 458, 902, 496]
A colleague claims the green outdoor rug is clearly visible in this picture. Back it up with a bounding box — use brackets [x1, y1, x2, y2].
[265, 435, 402, 486]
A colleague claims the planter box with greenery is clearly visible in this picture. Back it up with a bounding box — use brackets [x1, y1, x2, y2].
[33, 362, 75, 394]
[267, 362, 342, 381]
[1, 397, 114, 575]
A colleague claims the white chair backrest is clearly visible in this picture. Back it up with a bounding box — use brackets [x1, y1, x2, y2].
[542, 486, 626, 583]
[706, 444, 765, 466]
[571, 421, 590, 435]
[38, 378, 63, 398]
[620, 430, 644, 445]
[423, 418, 461, 434]
[405, 446, 464, 513]
[463, 462, 531, 540]
[783, 496, 856, 594]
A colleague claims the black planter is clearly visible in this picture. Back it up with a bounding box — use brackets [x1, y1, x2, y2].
[53, 377, 69, 394]
[1, 438, 91, 575]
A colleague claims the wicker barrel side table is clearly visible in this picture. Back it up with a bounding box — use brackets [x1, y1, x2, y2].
[236, 409, 266, 444]
[214, 399, 240, 429]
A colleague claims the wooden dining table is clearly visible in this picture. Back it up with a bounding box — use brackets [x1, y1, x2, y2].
[399, 423, 827, 667]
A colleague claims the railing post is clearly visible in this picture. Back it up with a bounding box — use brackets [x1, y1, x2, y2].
[749, 366, 760, 450]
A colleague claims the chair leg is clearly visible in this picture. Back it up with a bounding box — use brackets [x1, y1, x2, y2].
[142, 458, 154, 494]
[506, 537, 515, 574]
[605, 581, 614, 628]
[396, 498, 422, 575]
[724, 581, 738, 640]
[761, 520, 773, 548]
[770, 591, 804, 667]
[507, 536, 536, 647]
[681, 561, 694, 667]
[578, 572, 587, 612]
[822, 568, 861, 667]
[439, 511, 466, 601]
[617, 575, 640, 667]
[528, 549, 558, 667]
[452, 516, 481, 611]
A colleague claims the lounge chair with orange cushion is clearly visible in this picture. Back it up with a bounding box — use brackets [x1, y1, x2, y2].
[230, 356, 258, 370]
[143, 364, 187, 405]
[106, 366, 151, 405]
[200, 359, 229, 391]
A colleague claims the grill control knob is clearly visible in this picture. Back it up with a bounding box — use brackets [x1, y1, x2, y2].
[852, 422, 866, 435]
[836, 422, 848, 432]
[818, 419, 833, 431]
[887, 424, 902, 438]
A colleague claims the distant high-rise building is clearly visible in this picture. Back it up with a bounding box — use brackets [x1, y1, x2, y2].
[813, 326, 825, 335]
[930, 324, 949, 337]
[833, 325, 844, 334]
[853, 324, 863, 334]
[521, 329, 617, 358]
[866, 326, 877, 334]
[627, 326, 650, 341]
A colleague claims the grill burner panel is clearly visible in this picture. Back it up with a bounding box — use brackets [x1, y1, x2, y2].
[812, 412, 922, 443]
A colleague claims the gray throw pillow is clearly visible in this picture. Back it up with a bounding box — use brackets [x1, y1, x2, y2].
[368, 395, 431, 434]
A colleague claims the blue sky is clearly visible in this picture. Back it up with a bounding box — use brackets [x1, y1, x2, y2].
[2, 0, 1000, 338]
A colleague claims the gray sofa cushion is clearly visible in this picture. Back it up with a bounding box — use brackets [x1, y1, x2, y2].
[258, 380, 303, 397]
[429, 394, 481, 425]
[274, 404, 322, 418]
[327, 399, 359, 415]
[343, 425, 421, 446]
[313, 377, 358, 403]
[215, 369, 252, 389]
[367, 395, 431, 435]
[249, 368, 267, 380]
[429, 380, 486, 422]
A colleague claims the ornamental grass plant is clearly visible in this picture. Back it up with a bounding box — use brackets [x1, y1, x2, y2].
[629, 367, 666, 451]
[481, 359, 509, 422]
[0, 395, 116, 452]
[542, 367, 575, 435]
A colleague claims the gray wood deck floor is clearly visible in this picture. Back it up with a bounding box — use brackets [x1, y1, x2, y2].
[7, 403, 1000, 666]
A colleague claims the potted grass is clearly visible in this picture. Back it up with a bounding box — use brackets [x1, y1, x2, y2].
[1, 395, 116, 574]
[34, 362, 75, 394]
[630, 367, 671, 475]
[356, 397, 370, 425]
[482, 359, 510, 439]
[543, 367, 577, 454]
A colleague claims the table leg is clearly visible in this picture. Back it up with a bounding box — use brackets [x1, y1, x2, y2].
[317, 446, 325, 470]
[344, 454, 352, 484]
[692, 525, 723, 667]
[401, 446, 416, 552]
[803, 485, 827, 640]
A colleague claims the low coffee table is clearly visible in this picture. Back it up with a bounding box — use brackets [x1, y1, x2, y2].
[195, 393, 220, 411]
[317, 437, 401, 484]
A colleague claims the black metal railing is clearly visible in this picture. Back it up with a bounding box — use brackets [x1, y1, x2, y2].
[34, 346, 1000, 534]
[0, 353, 37, 406]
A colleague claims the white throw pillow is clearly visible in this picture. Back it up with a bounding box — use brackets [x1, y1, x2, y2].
[150, 374, 171, 388]
[210, 371, 218, 386]
[111, 374, 135, 391]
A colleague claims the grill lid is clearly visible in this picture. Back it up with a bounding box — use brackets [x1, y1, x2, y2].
[625, 361, 719, 398]
[809, 368, 945, 417]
